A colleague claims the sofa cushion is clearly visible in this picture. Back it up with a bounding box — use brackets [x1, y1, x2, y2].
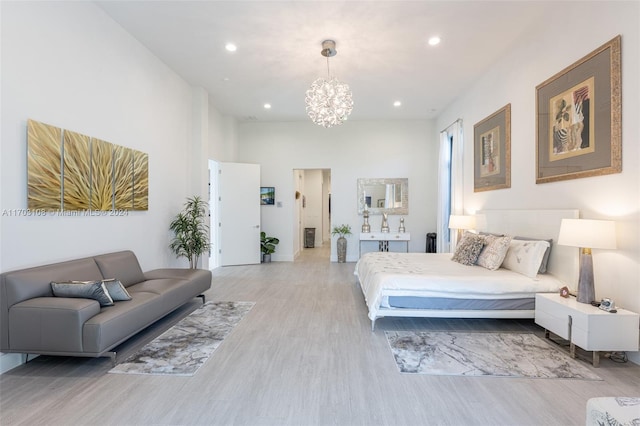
[82, 291, 163, 353]
[94, 251, 146, 287]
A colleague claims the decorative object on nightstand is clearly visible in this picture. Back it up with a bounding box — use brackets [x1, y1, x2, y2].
[398, 217, 406, 233]
[557, 219, 616, 304]
[448, 214, 476, 246]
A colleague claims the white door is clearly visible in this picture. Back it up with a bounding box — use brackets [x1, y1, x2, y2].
[219, 162, 261, 266]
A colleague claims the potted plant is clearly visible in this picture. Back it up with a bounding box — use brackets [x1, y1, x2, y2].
[169, 195, 211, 269]
[332, 224, 352, 263]
[261, 231, 280, 263]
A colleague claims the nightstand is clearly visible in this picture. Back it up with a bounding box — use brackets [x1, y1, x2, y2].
[535, 293, 639, 367]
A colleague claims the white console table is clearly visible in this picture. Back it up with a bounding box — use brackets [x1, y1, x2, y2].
[359, 232, 410, 258]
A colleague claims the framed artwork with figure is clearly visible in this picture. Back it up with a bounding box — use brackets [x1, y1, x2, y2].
[536, 35, 621, 184]
[474, 104, 511, 192]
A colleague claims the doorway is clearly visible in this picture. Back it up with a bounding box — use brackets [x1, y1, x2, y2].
[293, 169, 331, 261]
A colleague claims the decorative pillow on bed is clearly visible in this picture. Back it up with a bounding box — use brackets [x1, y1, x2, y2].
[476, 235, 512, 270]
[501, 239, 550, 278]
[513, 236, 553, 273]
[451, 232, 485, 266]
[102, 278, 132, 301]
[51, 280, 114, 307]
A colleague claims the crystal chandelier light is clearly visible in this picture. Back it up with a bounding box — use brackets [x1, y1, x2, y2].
[305, 40, 353, 128]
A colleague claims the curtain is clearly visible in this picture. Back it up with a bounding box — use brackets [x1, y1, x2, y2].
[437, 119, 464, 253]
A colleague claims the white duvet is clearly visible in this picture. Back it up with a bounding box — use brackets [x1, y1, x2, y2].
[354, 252, 564, 320]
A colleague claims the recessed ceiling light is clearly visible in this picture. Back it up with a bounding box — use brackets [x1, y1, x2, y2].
[264, 103, 272, 109]
[393, 101, 402, 107]
[428, 36, 441, 46]
[225, 43, 237, 52]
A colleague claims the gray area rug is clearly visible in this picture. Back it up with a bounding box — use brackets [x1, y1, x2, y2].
[385, 331, 602, 379]
[109, 301, 254, 376]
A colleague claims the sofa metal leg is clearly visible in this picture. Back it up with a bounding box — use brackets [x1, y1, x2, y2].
[197, 294, 206, 304]
[106, 351, 117, 367]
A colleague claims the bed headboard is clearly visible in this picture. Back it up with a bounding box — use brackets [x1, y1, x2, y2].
[476, 209, 579, 290]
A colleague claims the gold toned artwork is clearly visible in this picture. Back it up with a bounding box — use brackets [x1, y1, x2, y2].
[63, 130, 91, 210]
[26, 119, 149, 212]
[133, 150, 149, 210]
[91, 138, 114, 210]
[113, 145, 134, 210]
[27, 120, 62, 210]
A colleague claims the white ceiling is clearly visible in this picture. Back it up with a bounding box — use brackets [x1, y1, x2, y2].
[96, 1, 555, 123]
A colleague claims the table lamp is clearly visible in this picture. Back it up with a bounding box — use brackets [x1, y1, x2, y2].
[557, 218, 616, 304]
[448, 215, 476, 245]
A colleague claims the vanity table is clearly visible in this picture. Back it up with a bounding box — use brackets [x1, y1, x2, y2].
[359, 232, 411, 258]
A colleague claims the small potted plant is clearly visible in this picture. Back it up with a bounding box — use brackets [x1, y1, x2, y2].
[169, 195, 211, 269]
[260, 231, 280, 263]
[331, 224, 352, 263]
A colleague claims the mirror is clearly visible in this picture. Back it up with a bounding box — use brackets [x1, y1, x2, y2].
[357, 178, 408, 215]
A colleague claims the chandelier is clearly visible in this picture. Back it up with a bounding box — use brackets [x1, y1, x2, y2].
[305, 40, 353, 128]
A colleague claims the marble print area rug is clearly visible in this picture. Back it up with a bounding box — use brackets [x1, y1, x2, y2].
[109, 301, 254, 376]
[385, 331, 602, 379]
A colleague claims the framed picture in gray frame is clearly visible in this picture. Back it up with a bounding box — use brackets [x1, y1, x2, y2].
[535, 35, 621, 184]
[474, 104, 511, 192]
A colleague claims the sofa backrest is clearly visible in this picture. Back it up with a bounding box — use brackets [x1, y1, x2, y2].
[93, 250, 146, 287]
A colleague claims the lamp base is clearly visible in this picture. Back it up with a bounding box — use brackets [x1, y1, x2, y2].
[576, 251, 595, 304]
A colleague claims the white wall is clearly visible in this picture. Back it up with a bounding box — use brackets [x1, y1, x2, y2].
[0, 2, 196, 370]
[1, 2, 197, 271]
[237, 120, 437, 262]
[436, 2, 640, 362]
[208, 98, 239, 163]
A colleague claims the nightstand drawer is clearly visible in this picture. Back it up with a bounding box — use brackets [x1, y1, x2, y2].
[535, 309, 570, 340]
[570, 314, 639, 351]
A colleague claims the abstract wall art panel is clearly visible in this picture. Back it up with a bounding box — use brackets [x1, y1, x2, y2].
[132, 150, 149, 210]
[113, 145, 134, 210]
[63, 130, 91, 210]
[91, 138, 114, 210]
[27, 119, 62, 210]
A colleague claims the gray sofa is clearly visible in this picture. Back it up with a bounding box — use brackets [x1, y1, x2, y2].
[0, 250, 211, 360]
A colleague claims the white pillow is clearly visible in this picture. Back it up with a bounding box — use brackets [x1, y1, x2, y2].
[501, 239, 550, 278]
[476, 235, 512, 270]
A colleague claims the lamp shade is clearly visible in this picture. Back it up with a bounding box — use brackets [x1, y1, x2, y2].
[448, 215, 476, 230]
[557, 219, 617, 249]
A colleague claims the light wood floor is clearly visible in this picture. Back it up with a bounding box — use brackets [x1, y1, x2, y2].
[1, 244, 639, 425]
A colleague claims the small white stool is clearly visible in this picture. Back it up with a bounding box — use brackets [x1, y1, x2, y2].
[586, 397, 640, 425]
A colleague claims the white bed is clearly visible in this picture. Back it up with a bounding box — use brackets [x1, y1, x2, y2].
[354, 209, 579, 330]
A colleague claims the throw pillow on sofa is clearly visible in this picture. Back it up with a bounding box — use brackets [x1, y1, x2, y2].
[102, 278, 132, 301]
[51, 280, 114, 307]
